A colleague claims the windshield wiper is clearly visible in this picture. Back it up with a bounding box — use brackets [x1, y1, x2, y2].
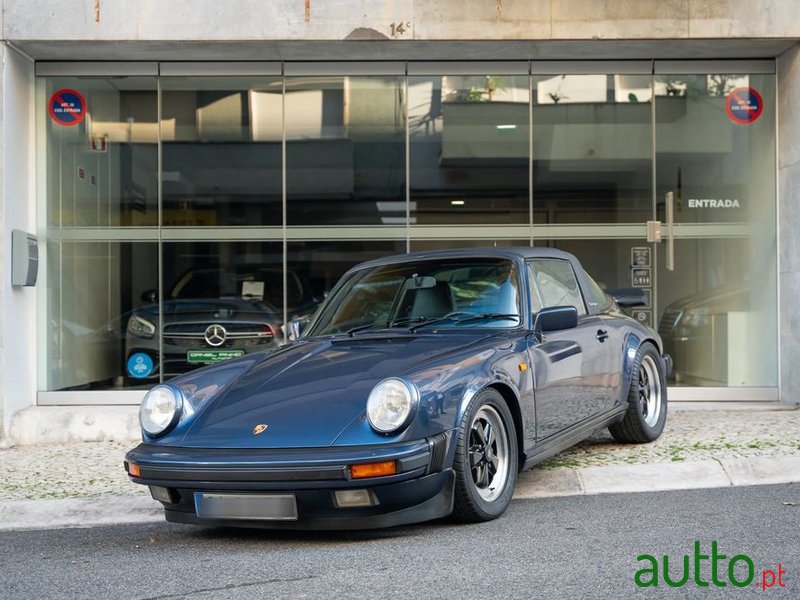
[345, 312, 521, 336]
[453, 313, 521, 325]
[344, 322, 412, 336]
[404, 315, 462, 331]
[406, 312, 520, 331]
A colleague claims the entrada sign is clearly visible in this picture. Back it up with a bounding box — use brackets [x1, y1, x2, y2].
[688, 198, 741, 209]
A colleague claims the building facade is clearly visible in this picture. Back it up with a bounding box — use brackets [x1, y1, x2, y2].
[1, 1, 799, 443]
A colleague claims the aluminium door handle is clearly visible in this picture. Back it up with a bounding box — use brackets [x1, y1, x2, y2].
[665, 191, 675, 271]
[595, 329, 609, 342]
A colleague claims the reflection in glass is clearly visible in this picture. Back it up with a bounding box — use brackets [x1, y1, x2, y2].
[286, 76, 406, 225]
[655, 73, 776, 225]
[655, 72, 777, 388]
[46, 241, 159, 390]
[287, 241, 406, 302]
[161, 77, 283, 226]
[36, 65, 780, 395]
[532, 73, 652, 224]
[409, 74, 529, 224]
[41, 76, 159, 227]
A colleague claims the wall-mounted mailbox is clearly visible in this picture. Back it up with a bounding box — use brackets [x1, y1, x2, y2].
[11, 229, 38, 287]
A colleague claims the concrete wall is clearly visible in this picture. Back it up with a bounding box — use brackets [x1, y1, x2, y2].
[777, 44, 800, 404]
[3, 0, 800, 42]
[0, 42, 4, 444]
[0, 43, 36, 440]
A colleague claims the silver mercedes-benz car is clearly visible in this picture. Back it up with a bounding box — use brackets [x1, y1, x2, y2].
[124, 266, 319, 380]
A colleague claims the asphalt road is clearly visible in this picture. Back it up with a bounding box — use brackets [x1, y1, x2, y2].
[2, 484, 798, 599]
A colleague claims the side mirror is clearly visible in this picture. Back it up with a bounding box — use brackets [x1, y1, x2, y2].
[140, 289, 157, 304]
[287, 318, 308, 341]
[533, 306, 578, 336]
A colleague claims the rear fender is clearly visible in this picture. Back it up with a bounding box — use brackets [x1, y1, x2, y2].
[618, 333, 663, 406]
[618, 332, 643, 406]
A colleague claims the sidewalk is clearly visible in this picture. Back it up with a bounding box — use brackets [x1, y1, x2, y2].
[1, 406, 798, 531]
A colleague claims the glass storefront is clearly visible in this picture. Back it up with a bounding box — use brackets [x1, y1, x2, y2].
[36, 60, 778, 397]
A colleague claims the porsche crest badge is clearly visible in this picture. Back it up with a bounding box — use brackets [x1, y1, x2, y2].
[252, 424, 268, 435]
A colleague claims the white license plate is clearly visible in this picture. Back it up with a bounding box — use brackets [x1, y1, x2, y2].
[194, 492, 298, 521]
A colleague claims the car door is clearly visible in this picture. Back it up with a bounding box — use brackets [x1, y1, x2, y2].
[526, 259, 613, 439]
[580, 269, 625, 412]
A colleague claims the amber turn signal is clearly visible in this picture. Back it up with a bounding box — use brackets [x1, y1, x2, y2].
[128, 463, 141, 477]
[350, 460, 397, 479]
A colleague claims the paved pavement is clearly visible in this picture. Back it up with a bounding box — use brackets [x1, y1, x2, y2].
[1, 407, 798, 531]
[1, 484, 798, 599]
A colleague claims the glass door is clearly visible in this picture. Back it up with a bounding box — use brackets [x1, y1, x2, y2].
[531, 60, 779, 400]
[653, 61, 778, 394]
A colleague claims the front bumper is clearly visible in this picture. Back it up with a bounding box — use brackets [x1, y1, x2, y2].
[124, 434, 454, 530]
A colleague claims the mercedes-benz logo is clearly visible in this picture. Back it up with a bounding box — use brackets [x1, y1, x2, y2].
[204, 324, 227, 347]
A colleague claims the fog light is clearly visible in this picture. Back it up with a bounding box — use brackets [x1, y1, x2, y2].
[350, 460, 397, 479]
[128, 463, 141, 477]
[333, 489, 378, 508]
[149, 485, 174, 504]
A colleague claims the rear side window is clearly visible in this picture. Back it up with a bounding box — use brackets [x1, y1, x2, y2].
[582, 271, 613, 312]
[529, 259, 587, 316]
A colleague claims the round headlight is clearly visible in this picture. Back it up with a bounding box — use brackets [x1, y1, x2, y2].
[139, 385, 183, 437]
[366, 378, 419, 434]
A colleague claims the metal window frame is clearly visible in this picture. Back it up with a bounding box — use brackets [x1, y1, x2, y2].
[35, 62, 158, 76]
[407, 61, 529, 75]
[532, 60, 651, 75]
[284, 61, 405, 76]
[159, 62, 281, 76]
[654, 59, 775, 75]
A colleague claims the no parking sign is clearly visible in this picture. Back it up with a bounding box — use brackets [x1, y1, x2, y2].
[725, 87, 763, 125]
[48, 89, 86, 126]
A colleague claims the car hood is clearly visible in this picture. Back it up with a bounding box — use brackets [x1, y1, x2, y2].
[176, 332, 496, 449]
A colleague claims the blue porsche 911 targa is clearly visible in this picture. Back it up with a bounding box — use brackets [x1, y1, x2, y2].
[125, 248, 671, 529]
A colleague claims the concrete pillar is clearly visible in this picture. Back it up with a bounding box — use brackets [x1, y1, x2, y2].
[777, 43, 800, 404]
[1, 42, 37, 443]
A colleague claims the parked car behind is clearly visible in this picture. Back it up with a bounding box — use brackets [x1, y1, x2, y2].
[658, 285, 748, 385]
[125, 266, 319, 380]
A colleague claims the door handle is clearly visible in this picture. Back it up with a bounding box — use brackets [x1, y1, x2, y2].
[665, 191, 675, 272]
[596, 329, 609, 343]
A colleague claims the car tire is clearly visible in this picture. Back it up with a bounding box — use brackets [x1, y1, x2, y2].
[451, 387, 518, 523]
[609, 341, 668, 443]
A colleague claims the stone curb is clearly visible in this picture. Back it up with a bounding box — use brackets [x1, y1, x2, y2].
[0, 495, 162, 532]
[2, 455, 798, 532]
[513, 455, 800, 499]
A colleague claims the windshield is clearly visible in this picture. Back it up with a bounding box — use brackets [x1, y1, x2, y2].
[306, 258, 521, 336]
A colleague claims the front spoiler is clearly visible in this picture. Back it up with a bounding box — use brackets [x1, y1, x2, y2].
[161, 470, 455, 530]
[124, 435, 454, 529]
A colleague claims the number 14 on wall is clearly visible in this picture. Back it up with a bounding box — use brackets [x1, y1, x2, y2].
[389, 22, 412, 37]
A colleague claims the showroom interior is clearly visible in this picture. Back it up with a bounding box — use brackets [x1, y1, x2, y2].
[34, 59, 779, 402]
